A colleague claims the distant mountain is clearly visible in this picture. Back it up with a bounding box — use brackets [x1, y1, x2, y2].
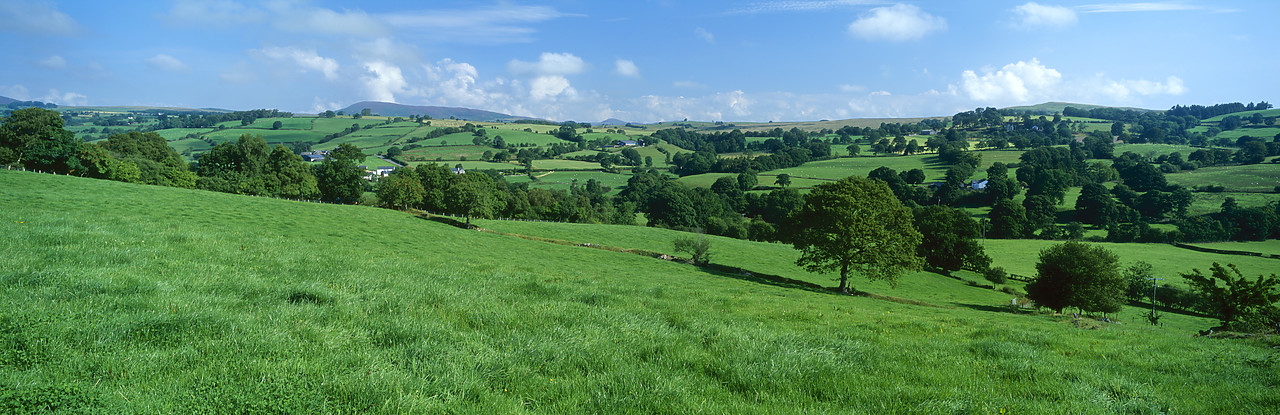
[0, 96, 16, 106]
[339, 101, 537, 122]
[598, 118, 630, 126]
[1002, 102, 1155, 114]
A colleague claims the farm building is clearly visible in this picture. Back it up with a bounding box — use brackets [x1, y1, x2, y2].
[615, 139, 639, 147]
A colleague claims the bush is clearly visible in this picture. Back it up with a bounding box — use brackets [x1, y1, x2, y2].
[983, 266, 1008, 285]
[673, 234, 713, 265]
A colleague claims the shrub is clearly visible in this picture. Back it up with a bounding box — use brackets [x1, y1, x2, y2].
[983, 266, 1008, 285]
[673, 234, 713, 265]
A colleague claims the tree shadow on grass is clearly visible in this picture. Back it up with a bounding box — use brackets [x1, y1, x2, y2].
[694, 263, 837, 296]
[956, 303, 1036, 315]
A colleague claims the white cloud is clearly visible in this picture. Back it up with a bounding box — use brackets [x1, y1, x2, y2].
[41, 90, 88, 106]
[1, 85, 31, 100]
[507, 52, 586, 76]
[266, 1, 389, 37]
[870, 90, 892, 96]
[1077, 2, 1201, 13]
[1012, 2, 1077, 28]
[727, 0, 883, 15]
[529, 76, 576, 101]
[424, 58, 498, 108]
[256, 47, 340, 80]
[695, 27, 716, 44]
[146, 54, 192, 72]
[0, 0, 82, 36]
[960, 58, 1062, 103]
[1092, 76, 1187, 100]
[381, 4, 577, 44]
[959, 58, 1187, 106]
[614, 59, 640, 78]
[361, 61, 409, 102]
[163, 0, 265, 27]
[848, 4, 946, 42]
[36, 55, 67, 70]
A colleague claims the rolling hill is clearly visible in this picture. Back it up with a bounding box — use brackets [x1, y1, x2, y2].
[2, 169, 1277, 413]
[339, 101, 537, 122]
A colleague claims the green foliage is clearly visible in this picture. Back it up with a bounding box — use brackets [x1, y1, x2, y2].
[673, 233, 713, 265]
[983, 266, 1008, 285]
[0, 107, 83, 173]
[1182, 263, 1280, 331]
[789, 176, 923, 293]
[377, 166, 425, 210]
[1026, 241, 1126, 313]
[773, 173, 791, 188]
[912, 205, 990, 274]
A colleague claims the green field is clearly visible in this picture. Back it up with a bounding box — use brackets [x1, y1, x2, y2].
[200, 128, 327, 145]
[154, 128, 214, 141]
[1184, 240, 1280, 256]
[1166, 164, 1280, 192]
[509, 170, 633, 195]
[3, 170, 1279, 413]
[1200, 108, 1280, 122]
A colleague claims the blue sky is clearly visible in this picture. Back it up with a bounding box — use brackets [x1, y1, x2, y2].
[1, 1, 1275, 122]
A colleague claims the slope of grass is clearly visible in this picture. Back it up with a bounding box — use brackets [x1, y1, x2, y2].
[2, 170, 1277, 413]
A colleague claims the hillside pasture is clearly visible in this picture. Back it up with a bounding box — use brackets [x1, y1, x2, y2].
[532, 159, 606, 170]
[513, 171, 633, 195]
[401, 145, 492, 162]
[1, 170, 1276, 413]
[1166, 164, 1280, 192]
[201, 128, 327, 145]
[154, 127, 214, 141]
[310, 117, 389, 133]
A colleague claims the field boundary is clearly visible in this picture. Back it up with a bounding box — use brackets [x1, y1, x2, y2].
[1169, 242, 1280, 260]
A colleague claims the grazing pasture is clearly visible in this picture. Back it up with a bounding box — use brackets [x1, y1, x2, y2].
[1, 170, 1277, 413]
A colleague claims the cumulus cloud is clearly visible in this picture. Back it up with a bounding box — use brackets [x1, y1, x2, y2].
[41, 90, 88, 106]
[361, 61, 409, 102]
[529, 76, 576, 101]
[507, 52, 586, 76]
[0, 0, 82, 36]
[257, 46, 340, 80]
[848, 4, 946, 42]
[146, 54, 192, 72]
[1012, 2, 1077, 28]
[960, 58, 1062, 103]
[36, 55, 67, 70]
[694, 27, 716, 44]
[960, 58, 1187, 105]
[614, 59, 640, 78]
[423, 58, 500, 108]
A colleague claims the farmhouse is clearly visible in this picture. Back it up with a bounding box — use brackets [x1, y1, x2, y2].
[451, 167, 466, 174]
[969, 179, 988, 190]
[615, 139, 639, 147]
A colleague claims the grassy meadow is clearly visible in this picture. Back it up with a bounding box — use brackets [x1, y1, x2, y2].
[3, 169, 1278, 413]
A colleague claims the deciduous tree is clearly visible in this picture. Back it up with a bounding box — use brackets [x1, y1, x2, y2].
[1025, 241, 1125, 313]
[788, 176, 922, 293]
